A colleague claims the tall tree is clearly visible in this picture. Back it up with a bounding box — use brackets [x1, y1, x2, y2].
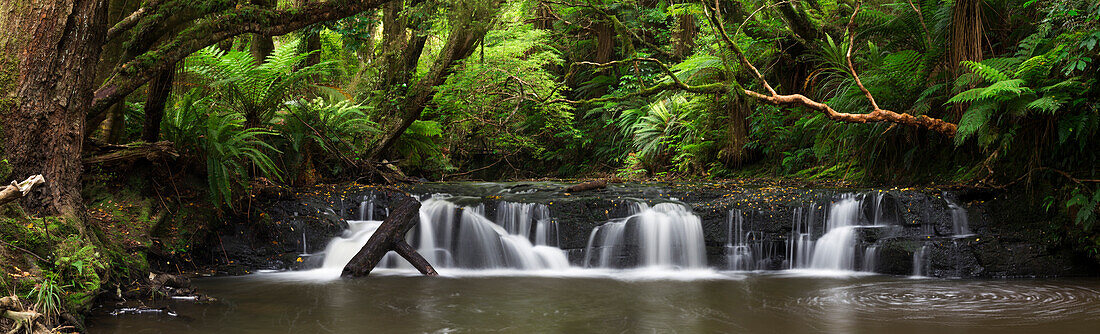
[0, 0, 108, 217]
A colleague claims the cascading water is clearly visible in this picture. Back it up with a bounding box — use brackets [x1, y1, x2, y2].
[726, 209, 772, 271]
[786, 206, 819, 269]
[946, 196, 973, 237]
[496, 202, 558, 247]
[862, 245, 879, 273]
[313, 195, 570, 274]
[808, 195, 862, 270]
[913, 244, 930, 276]
[584, 202, 706, 269]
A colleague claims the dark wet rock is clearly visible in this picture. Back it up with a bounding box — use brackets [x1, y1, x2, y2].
[195, 181, 1098, 278]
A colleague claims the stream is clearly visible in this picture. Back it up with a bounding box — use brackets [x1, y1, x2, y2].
[86, 182, 1100, 333]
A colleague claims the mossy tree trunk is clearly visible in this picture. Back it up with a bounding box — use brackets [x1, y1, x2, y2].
[0, 0, 109, 217]
[366, 1, 501, 161]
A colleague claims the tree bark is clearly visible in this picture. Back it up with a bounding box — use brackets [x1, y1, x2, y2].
[342, 192, 438, 277]
[564, 179, 607, 192]
[250, 0, 277, 64]
[0, 0, 109, 216]
[142, 66, 175, 142]
[950, 0, 984, 118]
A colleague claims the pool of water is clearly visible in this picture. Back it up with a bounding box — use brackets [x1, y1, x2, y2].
[87, 270, 1100, 333]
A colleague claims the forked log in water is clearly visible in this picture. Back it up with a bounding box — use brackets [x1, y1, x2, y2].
[341, 192, 438, 277]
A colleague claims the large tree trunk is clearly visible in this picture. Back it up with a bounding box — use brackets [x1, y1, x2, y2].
[0, 0, 109, 217]
[250, 0, 277, 64]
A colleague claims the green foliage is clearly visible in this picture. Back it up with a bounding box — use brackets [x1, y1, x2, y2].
[27, 276, 63, 323]
[279, 98, 376, 181]
[163, 89, 281, 208]
[187, 40, 333, 126]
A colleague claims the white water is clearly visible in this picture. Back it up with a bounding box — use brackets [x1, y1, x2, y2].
[585, 202, 706, 269]
[913, 244, 930, 276]
[808, 195, 862, 270]
[726, 209, 772, 271]
[946, 196, 973, 237]
[863, 245, 879, 273]
[282, 191, 909, 280]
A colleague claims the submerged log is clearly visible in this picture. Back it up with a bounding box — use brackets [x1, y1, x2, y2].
[0, 175, 45, 207]
[341, 192, 438, 277]
[565, 179, 607, 192]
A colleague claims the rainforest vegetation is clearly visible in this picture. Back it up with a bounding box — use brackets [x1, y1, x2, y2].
[1, 0, 1098, 331]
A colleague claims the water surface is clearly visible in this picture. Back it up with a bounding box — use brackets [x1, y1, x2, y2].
[88, 272, 1100, 333]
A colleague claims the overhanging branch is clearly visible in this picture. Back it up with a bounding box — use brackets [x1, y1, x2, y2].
[702, 0, 957, 137]
[91, 0, 393, 116]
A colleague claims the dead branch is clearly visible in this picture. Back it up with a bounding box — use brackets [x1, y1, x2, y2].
[703, 0, 957, 137]
[1, 296, 49, 334]
[342, 191, 438, 277]
[0, 175, 45, 207]
[82, 141, 179, 166]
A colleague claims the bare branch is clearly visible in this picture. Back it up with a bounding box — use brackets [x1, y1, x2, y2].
[702, 0, 958, 137]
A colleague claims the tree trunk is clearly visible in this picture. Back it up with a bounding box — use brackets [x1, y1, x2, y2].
[366, 2, 498, 161]
[250, 0, 277, 64]
[142, 65, 175, 142]
[0, 0, 109, 217]
[674, 14, 696, 58]
[950, 0, 984, 119]
[342, 192, 438, 277]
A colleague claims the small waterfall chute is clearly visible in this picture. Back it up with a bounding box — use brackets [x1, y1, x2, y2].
[585, 202, 706, 269]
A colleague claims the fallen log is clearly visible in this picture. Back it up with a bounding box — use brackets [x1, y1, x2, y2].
[1, 296, 49, 334]
[564, 179, 607, 192]
[0, 175, 45, 207]
[341, 191, 438, 277]
[82, 141, 178, 166]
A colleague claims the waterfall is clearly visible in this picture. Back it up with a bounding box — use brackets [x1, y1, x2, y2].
[808, 195, 862, 270]
[726, 209, 769, 271]
[585, 202, 706, 269]
[786, 206, 818, 269]
[913, 244, 930, 276]
[496, 202, 558, 246]
[946, 196, 973, 237]
[313, 196, 569, 273]
[862, 245, 879, 273]
[319, 220, 384, 269]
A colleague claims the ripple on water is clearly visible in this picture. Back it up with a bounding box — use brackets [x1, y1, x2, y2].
[794, 280, 1100, 326]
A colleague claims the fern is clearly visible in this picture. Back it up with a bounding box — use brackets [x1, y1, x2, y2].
[961, 61, 1010, 82]
[954, 101, 996, 145]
